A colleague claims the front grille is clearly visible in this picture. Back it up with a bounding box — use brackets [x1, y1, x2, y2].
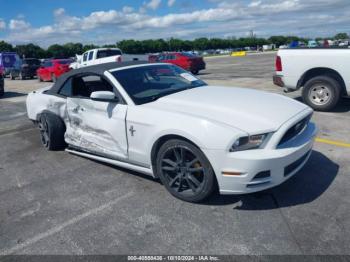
[284, 151, 311, 177]
[278, 115, 311, 146]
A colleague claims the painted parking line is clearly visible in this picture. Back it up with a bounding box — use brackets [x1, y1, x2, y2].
[315, 137, 350, 148]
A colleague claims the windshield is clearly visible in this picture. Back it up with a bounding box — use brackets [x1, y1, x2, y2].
[112, 64, 207, 105]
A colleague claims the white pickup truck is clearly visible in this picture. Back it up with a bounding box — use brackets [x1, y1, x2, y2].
[273, 48, 350, 111]
[70, 48, 123, 69]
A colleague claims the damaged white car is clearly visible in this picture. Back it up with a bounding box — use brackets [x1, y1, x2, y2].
[26, 62, 317, 202]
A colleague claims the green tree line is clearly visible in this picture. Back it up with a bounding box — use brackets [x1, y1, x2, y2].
[0, 33, 348, 58]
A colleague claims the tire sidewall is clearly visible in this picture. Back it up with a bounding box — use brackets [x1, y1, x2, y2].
[0, 80, 4, 97]
[40, 113, 66, 150]
[156, 139, 215, 202]
[302, 76, 340, 111]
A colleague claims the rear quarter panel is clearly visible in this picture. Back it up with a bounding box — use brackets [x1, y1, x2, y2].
[26, 87, 66, 121]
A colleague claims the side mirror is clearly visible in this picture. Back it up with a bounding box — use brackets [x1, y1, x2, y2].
[90, 91, 118, 102]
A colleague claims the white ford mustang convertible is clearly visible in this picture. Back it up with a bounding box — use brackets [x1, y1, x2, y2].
[26, 62, 317, 202]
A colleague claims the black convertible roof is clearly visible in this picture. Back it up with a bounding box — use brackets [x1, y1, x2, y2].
[50, 61, 149, 93]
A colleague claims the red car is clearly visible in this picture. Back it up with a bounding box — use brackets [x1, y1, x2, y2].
[149, 52, 206, 75]
[37, 59, 72, 82]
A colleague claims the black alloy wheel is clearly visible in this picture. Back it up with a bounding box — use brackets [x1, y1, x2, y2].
[156, 139, 215, 202]
[39, 115, 50, 148]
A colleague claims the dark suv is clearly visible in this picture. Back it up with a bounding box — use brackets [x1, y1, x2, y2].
[10, 58, 41, 80]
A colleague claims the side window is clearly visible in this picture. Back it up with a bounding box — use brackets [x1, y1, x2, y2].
[96, 50, 106, 59]
[71, 74, 115, 98]
[82, 52, 88, 62]
[88, 51, 94, 61]
[58, 78, 72, 97]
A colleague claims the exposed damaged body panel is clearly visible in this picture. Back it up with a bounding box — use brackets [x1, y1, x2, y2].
[66, 97, 128, 160]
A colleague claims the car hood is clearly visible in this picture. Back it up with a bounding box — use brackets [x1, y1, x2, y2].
[144, 86, 310, 134]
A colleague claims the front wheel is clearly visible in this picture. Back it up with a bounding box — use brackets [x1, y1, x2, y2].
[156, 139, 216, 202]
[191, 70, 199, 75]
[302, 76, 341, 111]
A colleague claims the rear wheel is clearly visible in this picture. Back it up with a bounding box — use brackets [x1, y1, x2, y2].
[156, 139, 215, 202]
[302, 76, 341, 111]
[10, 72, 15, 80]
[0, 79, 4, 97]
[38, 113, 66, 150]
[38, 76, 43, 82]
[191, 70, 199, 75]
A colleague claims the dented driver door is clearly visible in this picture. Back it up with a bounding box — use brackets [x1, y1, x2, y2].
[65, 97, 128, 160]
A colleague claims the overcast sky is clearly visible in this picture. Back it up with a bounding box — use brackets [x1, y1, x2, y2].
[0, 0, 349, 46]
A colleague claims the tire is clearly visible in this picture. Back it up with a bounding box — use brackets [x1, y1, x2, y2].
[51, 73, 57, 83]
[19, 72, 24, 80]
[156, 139, 216, 202]
[191, 70, 199, 75]
[10, 73, 15, 80]
[302, 76, 341, 111]
[38, 76, 43, 82]
[0, 79, 4, 97]
[38, 113, 66, 150]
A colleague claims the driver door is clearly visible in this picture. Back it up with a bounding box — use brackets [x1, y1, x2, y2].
[65, 75, 128, 160]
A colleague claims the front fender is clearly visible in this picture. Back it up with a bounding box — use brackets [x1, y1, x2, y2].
[126, 106, 246, 167]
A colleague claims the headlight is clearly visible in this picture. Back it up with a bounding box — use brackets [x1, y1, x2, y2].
[230, 134, 269, 152]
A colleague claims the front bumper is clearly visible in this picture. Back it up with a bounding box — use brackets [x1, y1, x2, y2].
[204, 111, 317, 194]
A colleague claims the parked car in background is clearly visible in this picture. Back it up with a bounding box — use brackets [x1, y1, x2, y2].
[71, 48, 122, 69]
[148, 54, 159, 63]
[10, 58, 41, 80]
[37, 59, 72, 82]
[0, 52, 20, 77]
[0, 66, 4, 97]
[273, 48, 350, 111]
[149, 52, 206, 74]
[308, 40, 318, 48]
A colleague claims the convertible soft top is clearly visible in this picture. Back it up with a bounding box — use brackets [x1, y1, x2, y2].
[50, 61, 148, 93]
